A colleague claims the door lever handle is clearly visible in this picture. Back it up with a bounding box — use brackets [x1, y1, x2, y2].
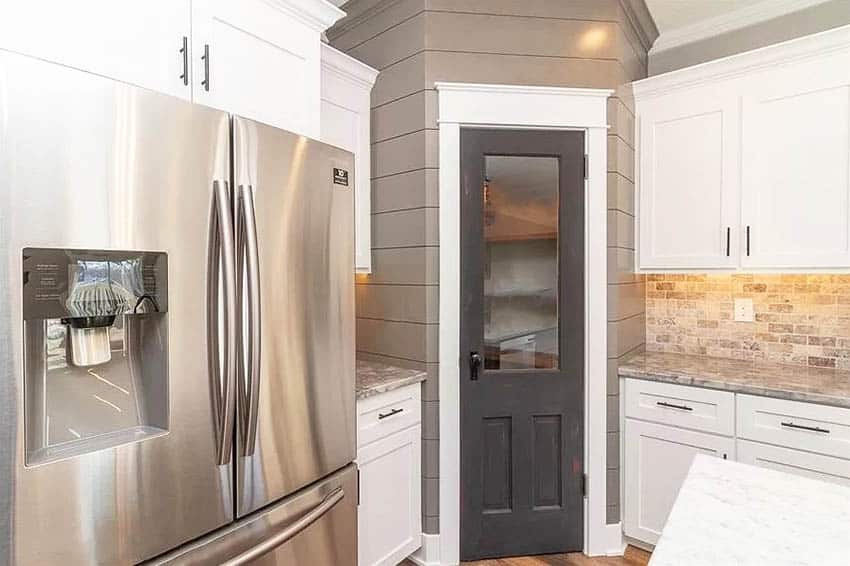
[469, 352, 483, 381]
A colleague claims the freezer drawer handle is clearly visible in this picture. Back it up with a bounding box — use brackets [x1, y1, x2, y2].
[207, 180, 237, 466]
[221, 487, 345, 566]
[656, 401, 693, 412]
[236, 184, 262, 456]
[378, 408, 404, 420]
[781, 421, 830, 434]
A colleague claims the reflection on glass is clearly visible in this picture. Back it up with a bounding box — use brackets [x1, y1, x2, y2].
[483, 155, 559, 370]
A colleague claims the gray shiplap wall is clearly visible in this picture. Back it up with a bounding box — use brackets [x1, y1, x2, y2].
[329, 0, 656, 533]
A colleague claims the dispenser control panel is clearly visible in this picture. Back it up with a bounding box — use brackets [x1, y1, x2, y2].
[22, 247, 168, 320]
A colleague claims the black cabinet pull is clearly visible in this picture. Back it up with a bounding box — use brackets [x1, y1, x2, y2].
[378, 408, 404, 420]
[179, 36, 188, 86]
[201, 44, 210, 91]
[656, 401, 693, 411]
[726, 227, 731, 257]
[781, 421, 830, 434]
[746, 225, 751, 256]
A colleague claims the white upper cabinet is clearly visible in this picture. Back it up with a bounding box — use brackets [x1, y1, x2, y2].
[635, 25, 850, 271]
[0, 0, 192, 100]
[741, 53, 850, 269]
[320, 44, 378, 273]
[638, 91, 739, 269]
[192, 0, 343, 138]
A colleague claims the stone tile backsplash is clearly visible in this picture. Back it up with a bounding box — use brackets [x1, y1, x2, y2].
[646, 274, 850, 369]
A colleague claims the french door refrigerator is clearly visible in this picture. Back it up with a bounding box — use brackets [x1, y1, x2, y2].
[0, 50, 356, 565]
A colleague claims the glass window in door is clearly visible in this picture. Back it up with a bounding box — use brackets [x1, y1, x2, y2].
[482, 155, 559, 370]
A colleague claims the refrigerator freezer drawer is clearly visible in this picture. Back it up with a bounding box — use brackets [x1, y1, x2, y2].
[147, 464, 357, 566]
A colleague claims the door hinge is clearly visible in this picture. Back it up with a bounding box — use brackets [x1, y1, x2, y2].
[581, 473, 587, 497]
[583, 155, 588, 180]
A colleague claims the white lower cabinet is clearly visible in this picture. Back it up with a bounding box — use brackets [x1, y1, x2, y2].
[624, 419, 734, 545]
[623, 377, 850, 547]
[356, 384, 422, 566]
[737, 440, 850, 487]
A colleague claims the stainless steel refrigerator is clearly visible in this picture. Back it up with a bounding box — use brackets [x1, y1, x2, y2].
[0, 50, 356, 565]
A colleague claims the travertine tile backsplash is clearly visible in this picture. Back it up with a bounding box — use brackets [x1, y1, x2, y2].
[646, 274, 850, 369]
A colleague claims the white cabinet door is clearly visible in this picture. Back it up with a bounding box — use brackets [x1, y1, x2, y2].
[624, 418, 735, 545]
[637, 91, 740, 269]
[321, 44, 378, 273]
[737, 440, 850, 487]
[741, 51, 850, 269]
[357, 425, 422, 566]
[191, 0, 325, 137]
[0, 0, 191, 99]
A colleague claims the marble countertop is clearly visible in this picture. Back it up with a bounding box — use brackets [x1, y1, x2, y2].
[619, 351, 850, 408]
[650, 454, 850, 566]
[356, 359, 426, 400]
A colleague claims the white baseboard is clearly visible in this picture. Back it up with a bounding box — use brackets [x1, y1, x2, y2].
[408, 533, 441, 566]
[602, 522, 626, 556]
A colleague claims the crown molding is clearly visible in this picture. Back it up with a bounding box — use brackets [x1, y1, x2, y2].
[620, 0, 660, 52]
[650, 0, 832, 55]
[321, 43, 379, 89]
[635, 23, 850, 99]
[325, 0, 401, 41]
[263, 0, 346, 32]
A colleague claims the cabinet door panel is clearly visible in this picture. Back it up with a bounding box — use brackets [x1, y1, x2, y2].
[0, 0, 191, 99]
[638, 93, 739, 269]
[737, 440, 850, 487]
[321, 45, 377, 273]
[192, 0, 321, 137]
[357, 425, 422, 566]
[741, 52, 850, 268]
[624, 419, 734, 545]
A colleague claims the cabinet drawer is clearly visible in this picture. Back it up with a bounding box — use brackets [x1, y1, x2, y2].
[737, 439, 850, 487]
[737, 394, 850, 459]
[624, 378, 735, 436]
[357, 384, 421, 448]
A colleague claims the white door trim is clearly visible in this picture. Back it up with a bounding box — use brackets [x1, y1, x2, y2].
[436, 82, 616, 565]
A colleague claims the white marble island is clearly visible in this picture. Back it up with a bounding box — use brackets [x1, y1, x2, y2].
[650, 454, 850, 566]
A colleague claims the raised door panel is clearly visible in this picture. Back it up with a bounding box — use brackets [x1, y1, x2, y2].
[624, 419, 735, 545]
[741, 51, 850, 268]
[192, 0, 321, 137]
[357, 425, 422, 566]
[737, 440, 850, 487]
[638, 92, 739, 269]
[0, 0, 191, 99]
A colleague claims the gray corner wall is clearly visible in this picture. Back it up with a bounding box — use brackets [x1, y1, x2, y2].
[649, 0, 850, 75]
[329, 0, 655, 533]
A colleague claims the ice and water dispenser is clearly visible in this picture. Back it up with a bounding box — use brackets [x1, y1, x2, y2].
[22, 248, 169, 465]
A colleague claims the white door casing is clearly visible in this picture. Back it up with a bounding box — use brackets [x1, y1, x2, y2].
[437, 82, 614, 563]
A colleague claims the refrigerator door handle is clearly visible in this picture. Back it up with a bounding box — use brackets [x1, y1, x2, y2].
[208, 180, 237, 466]
[220, 487, 345, 566]
[236, 184, 262, 456]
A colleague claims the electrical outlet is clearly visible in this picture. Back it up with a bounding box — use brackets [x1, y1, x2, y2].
[734, 298, 754, 322]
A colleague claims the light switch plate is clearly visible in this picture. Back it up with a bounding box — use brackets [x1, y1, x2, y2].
[734, 298, 754, 322]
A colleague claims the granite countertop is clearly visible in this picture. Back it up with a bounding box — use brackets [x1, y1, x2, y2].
[619, 351, 850, 408]
[650, 454, 850, 566]
[356, 359, 426, 400]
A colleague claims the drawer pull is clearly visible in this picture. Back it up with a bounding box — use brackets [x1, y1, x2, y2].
[780, 421, 830, 434]
[378, 408, 404, 420]
[656, 401, 693, 412]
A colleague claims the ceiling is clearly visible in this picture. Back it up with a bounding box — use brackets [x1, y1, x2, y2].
[644, 0, 765, 33]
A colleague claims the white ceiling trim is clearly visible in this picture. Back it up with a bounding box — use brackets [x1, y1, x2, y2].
[650, 0, 833, 55]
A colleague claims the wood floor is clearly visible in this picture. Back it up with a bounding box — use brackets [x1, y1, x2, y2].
[402, 546, 650, 566]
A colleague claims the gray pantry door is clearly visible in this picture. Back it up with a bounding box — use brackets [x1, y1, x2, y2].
[460, 128, 585, 560]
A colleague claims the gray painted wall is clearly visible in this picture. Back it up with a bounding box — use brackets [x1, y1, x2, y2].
[329, 0, 655, 534]
[649, 0, 850, 75]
